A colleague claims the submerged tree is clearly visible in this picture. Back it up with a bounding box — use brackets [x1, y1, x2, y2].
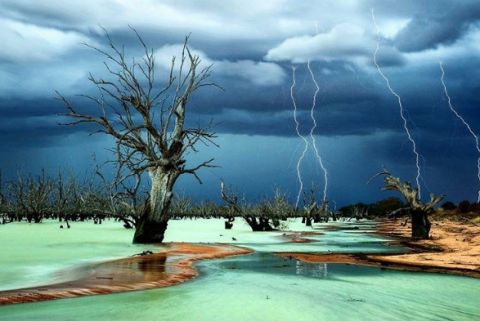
[220, 181, 276, 231]
[59, 30, 218, 243]
[372, 170, 444, 239]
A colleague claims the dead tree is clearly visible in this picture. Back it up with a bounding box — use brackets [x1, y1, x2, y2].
[320, 201, 333, 222]
[0, 170, 11, 224]
[53, 171, 76, 227]
[264, 188, 293, 226]
[304, 202, 316, 226]
[59, 30, 218, 243]
[302, 188, 333, 224]
[302, 189, 317, 226]
[351, 205, 367, 221]
[371, 170, 444, 239]
[220, 181, 275, 231]
[170, 194, 193, 219]
[95, 165, 142, 229]
[9, 171, 53, 223]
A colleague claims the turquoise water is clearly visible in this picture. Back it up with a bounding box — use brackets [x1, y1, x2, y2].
[0, 219, 479, 320]
[0, 220, 152, 291]
[0, 219, 399, 291]
[165, 219, 404, 253]
[1, 254, 479, 321]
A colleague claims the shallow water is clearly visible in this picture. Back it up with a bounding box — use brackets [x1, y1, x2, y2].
[165, 218, 404, 253]
[0, 220, 151, 290]
[0, 219, 399, 291]
[1, 218, 479, 320]
[1, 253, 479, 321]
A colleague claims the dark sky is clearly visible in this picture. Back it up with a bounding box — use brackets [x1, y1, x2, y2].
[1, 0, 480, 206]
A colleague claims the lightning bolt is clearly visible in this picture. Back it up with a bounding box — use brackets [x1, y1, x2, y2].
[291, 66, 310, 208]
[307, 59, 328, 202]
[440, 62, 480, 202]
[371, 8, 423, 199]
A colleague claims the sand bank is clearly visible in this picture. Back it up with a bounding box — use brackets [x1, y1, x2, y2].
[278, 219, 480, 278]
[0, 243, 251, 305]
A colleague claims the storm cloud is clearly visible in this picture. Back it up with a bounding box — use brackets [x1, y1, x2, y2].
[1, 0, 480, 205]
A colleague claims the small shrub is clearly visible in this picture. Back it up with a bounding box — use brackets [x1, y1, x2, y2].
[441, 201, 456, 211]
[457, 200, 471, 213]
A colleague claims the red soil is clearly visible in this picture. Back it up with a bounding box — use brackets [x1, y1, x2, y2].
[277, 219, 480, 279]
[0, 243, 252, 306]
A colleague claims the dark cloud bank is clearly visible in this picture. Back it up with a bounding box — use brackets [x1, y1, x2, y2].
[1, 0, 480, 205]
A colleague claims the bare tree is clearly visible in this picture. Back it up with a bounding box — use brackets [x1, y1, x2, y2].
[58, 30, 219, 243]
[264, 188, 294, 225]
[302, 189, 317, 226]
[9, 170, 53, 223]
[353, 205, 368, 221]
[170, 194, 193, 218]
[53, 171, 77, 227]
[301, 188, 332, 225]
[0, 170, 11, 224]
[220, 181, 275, 231]
[94, 165, 143, 229]
[371, 170, 444, 239]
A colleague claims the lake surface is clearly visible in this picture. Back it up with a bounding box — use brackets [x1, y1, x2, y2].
[0, 218, 479, 320]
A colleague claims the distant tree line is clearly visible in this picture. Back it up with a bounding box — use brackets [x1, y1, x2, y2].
[339, 197, 406, 219]
[0, 168, 416, 230]
[440, 200, 480, 213]
[0, 169, 139, 227]
[0, 170, 298, 230]
[5, 170, 472, 231]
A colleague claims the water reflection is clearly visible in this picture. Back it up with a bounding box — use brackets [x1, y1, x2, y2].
[295, 261, 328, 278]
[213, 253, 385, 282]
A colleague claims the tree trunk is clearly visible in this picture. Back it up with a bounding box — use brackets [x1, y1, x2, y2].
[305, 217, 312, 226]
[224, 217, 234, 229]
[133, 168, 178, 243]
[260, 217, 274, 231]
[411, 209, 431, 239]
[244, 216, 274, 231]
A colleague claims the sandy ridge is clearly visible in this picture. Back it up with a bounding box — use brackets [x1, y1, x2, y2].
[0, 243, 252, 305]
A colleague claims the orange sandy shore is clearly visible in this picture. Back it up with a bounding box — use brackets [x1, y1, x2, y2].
[372, 219, 480, 277]
[278, 219, 480, 278]
[2, 220, 478, 306]
[0, 243, 252, 306]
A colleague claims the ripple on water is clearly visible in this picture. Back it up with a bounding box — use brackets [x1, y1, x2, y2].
[1, 252, 479, 321]
[0, 219, 478, 321]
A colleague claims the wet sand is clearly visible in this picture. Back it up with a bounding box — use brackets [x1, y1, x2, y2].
[278, 219, 480, 278]
[2, 219, 478, 306]
[0, 243, 252, 305]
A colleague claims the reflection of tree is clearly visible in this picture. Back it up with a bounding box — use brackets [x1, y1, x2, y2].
[138, 255, 167, 272]
[295, 261, 329, 278]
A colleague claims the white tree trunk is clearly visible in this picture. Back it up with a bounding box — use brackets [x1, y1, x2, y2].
[133, 168, 178, 243]
[149, 169, 177, 221]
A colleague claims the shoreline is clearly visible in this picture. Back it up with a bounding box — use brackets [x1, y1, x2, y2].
[1, 219, 478, 306]
[370, 218, 480, 277]
[278, 219, 480, 279]
[0, 243, 252, 306]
